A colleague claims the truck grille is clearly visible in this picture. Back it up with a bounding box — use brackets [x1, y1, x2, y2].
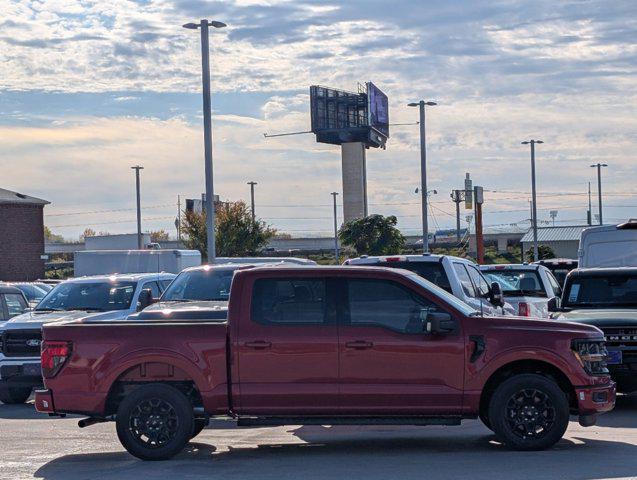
[1, 330, 42, 357]
[602, 327, 637, 364]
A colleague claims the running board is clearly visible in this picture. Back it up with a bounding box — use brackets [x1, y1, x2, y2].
[237, 416, 461, 427]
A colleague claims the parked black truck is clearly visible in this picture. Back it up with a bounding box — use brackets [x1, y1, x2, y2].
[551, 267, 637, 392]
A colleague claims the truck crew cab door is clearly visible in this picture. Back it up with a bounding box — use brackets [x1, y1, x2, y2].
[338, 276, 465, 414]
[235, 275, 338, 415]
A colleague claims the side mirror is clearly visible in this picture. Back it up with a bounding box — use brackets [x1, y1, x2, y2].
[547, 296, 560, 313]
[489, 282, 504, 307]
[421, 309, 457, 335]
[137, 288, 155, 311]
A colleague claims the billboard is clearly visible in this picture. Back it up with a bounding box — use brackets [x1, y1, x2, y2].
[366, 82, 389, 138]
[309, 83, 388, 148]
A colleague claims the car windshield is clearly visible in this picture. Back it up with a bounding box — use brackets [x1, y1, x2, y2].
[564, 274, 637, 309]
[161, 268, 235, 302]
[14, 284, 47, 302]
[405, 273, 479, 317]
[482, 270, 546, 297]
[36, 281, 137, 312]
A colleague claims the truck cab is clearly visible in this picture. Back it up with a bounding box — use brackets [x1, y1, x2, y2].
[0, 272, 174, 404]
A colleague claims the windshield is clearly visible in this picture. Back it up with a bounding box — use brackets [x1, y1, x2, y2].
[405, 273, 479, 317]
[14, 284, 47, 302]
[36, 281, 137, 312]
[482, 270, 546, 297]
[161, 268, 235, 302]
[564, 274, 637, 309]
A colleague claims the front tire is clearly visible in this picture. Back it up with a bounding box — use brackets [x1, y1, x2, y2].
[116, 384, 194, 461]
[489, 374, 569, 451]
[0, 384, 32, 404]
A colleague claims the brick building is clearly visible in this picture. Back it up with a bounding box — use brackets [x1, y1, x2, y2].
[0, 188, 50, 281]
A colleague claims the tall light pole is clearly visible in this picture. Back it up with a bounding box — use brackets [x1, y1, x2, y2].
[131, 165, 144, 249]
[331, 192, 339, 263]
[590, 163, 608, 225]
[183, 19, 226, 262]
[247, 181, 257, 222]
[522, 139, 543, 261]
[408, 100, 437, 253]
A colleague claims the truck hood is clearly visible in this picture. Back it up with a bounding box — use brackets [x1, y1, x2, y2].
[2, 309, 128, 330]
[484, 314, 604, 338]
[554, 309, 637, 328]
[128, 300, 228, 321]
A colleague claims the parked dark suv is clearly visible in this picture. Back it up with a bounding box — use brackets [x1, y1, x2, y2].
[551, 267, 637, 392]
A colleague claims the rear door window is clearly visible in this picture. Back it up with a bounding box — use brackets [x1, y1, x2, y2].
[453, 263, 477, 298]
[251, 278, 327, 325]
[5, 294, 27, 317]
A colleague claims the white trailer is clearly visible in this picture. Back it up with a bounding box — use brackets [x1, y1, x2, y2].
[74, 250, 201, 276]
[579, 220, 637, 268]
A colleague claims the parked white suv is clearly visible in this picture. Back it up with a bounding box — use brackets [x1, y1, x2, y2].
[480, 264, 562, 318]
[0, 272, 175, 404]
[344, 254, 513, 316]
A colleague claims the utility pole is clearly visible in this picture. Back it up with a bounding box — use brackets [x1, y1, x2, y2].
[522, 139, 544, 262]
[247, 181, 257, 222]
[177, 195, 182, 240]
[131, 165, 144, 249]
[474, 186, 484, 264]
[408, 99, 437, 253]
[587, 182, 592, 225]
[590, 163, 608, 225]
[331, 192, 339, 264]
[451, 190, 464, 242]
[183, 19, 226, 262]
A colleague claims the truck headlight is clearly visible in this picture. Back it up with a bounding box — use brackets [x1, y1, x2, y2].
[571, 339, 609, 375]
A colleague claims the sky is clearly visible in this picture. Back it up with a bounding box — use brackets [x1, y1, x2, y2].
[1, 0, 636, 240]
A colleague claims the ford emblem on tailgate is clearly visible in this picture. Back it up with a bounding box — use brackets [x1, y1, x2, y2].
[26, 339, 41, 347]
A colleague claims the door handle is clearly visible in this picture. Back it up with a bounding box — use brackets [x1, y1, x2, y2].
[345, 340, 374, 350]
[245, 341, 272, 349]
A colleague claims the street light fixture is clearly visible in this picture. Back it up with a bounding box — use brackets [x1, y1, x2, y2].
[521, 139, 544, 261]
[408, 100, 437, 253]
[590, 163, 608, 225]
[183, 19, 226, 262]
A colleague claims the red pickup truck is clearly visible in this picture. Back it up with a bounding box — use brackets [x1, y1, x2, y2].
[35, 266, 615, 460]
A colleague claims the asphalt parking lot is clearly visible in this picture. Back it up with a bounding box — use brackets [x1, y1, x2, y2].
[2, 395, 637, 480]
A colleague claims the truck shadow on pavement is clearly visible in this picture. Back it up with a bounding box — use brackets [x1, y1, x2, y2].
[34, 430, 637, 480]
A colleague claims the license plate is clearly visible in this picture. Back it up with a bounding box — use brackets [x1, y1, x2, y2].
[22, 363, 42, 376]
[606, 350, 623, 365]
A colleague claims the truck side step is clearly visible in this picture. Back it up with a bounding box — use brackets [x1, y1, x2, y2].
[237, 416, 462, 427]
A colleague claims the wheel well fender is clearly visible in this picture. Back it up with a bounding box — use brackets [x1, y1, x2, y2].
[479, 359, 577, 417]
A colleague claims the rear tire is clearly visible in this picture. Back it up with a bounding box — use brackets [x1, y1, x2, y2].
[116, 384, 194, 461]
[489, 373, 569, 451]
[0, 384, 32, 405]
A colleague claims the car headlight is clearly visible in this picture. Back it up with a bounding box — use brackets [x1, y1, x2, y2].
[571, 339, 609, 375]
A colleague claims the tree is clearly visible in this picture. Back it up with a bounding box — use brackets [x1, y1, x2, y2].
[338, 214, 405, 256]
[150, 229, 170, 242]
[44, 226, 65, 243]
[80, 228, 96, 241]
[525, 244, 556, 262]
[180, 201, 276, 261]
